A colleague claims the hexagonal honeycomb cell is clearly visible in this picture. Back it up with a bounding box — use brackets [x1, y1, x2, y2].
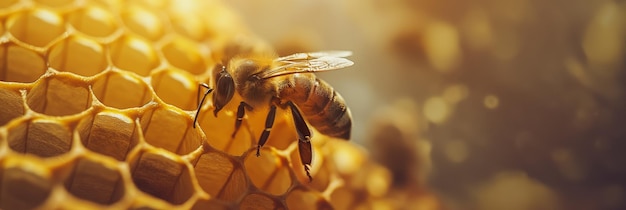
[0, 0, 395, 209]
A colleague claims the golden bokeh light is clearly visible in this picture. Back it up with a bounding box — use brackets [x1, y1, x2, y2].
[444, 140, 469, 164]
[423, 21, 461, 72]
[483, 94, 499, 109]
[423, 97, 451, 124]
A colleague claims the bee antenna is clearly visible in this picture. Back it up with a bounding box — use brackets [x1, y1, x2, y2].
[193, 84, 213, 128]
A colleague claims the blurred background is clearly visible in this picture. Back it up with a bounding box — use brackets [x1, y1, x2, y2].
[223, 0, 625, 209]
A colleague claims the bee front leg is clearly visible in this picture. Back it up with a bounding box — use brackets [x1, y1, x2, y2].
[233, 101, 253, 138]
[257, 104, 277, 157]
[286, 101, 313, 182]
[193, 83, 213, 128]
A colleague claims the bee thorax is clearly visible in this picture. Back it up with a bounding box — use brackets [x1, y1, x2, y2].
[232, 59, 275, 106]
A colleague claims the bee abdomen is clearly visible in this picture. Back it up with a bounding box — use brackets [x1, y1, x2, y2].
[306, 90, 352, 140]
[293, 78, 351, 140]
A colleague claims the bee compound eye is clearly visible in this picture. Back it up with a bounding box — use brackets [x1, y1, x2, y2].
[210, 66, 235, 116]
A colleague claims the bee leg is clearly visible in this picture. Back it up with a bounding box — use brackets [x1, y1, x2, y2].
[298, 140, 313, 182]
[257, 104, 277, 157]
[287, 101, 313, 182]
[232, 101, 253, 137]
[193, 83, 213, 128]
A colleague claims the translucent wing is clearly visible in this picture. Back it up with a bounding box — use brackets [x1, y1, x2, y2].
[258, 51, 354, 79]
[275, 51, 352, 62]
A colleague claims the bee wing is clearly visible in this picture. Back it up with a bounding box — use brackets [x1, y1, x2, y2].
[258, 56, 354, 79]
[275, 51, 353, 62]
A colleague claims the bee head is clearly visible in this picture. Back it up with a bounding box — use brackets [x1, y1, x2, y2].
[212, 65, 235, 116]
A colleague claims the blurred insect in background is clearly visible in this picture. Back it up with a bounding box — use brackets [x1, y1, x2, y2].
[367, 99, 432, 189]
[194, 51, 354, 181]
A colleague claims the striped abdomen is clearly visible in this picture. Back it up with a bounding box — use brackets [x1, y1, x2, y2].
[277, 73, 352, 140]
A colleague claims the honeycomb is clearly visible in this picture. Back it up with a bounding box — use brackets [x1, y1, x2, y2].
[0, 0, 392, 209]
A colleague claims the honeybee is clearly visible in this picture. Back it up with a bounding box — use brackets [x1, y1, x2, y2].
[194, 51, 354, 181]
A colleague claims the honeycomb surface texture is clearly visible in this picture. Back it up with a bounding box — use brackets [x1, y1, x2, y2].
[0, 0, 390, 209]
